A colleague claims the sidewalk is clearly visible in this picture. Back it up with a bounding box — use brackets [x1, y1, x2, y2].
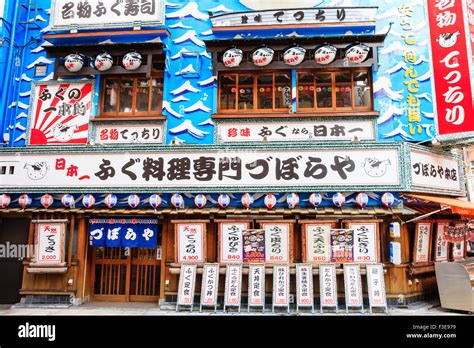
[0, 300, 470, 316]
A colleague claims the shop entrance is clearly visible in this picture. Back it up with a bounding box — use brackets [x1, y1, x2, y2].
[92, 247, 161, 302]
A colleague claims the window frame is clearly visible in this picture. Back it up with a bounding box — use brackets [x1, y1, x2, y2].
[218, 70, 293, 113]
[296, 68, 373, 112]
[99, 73, 164, 117]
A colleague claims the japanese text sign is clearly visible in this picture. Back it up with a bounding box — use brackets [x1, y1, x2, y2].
[28, 82, 93, 145]
[304, 223, 331, 263]
[262, 223, 290, 263]
[248, 264, 265, 307]
[319, 264, 337, 307]
[176, 223, 205, 263]
[89, 218, 158, 248]
[243, 229, 265, 263]
[414, 223, 431, 262]
[51, 0, 165, 30]
[427, 0, 474, 135]
[219, 222, 247, 263]
[296, 264, 313, 307]
[273, 265, 290, 307]
[95, 124, 164, 145]
[0, 148, 401, 191]
[35, 222, 65, 265]
[452, 240, 465, 260]
[366, 264, 387, 308]
[200, 264, 219, 307]
[330, 229, 354, 263]
[343, 264, 363, 307]
[347, 222, 378, 263]
[435, 223, 449, 262]
[177, 264, 196, 307]
[224, 264, 242, 307]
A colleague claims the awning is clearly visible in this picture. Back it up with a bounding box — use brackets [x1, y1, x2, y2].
[405, 193, 474, 217]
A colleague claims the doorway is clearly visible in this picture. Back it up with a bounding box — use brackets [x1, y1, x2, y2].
[91, 247, 161, 302]
[0, 218, 30, 304]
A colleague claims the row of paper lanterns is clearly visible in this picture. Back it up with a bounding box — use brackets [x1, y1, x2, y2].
[223, 44, 370, 68]
[63, 51, 143, 73]
[0, 192, 395, 210]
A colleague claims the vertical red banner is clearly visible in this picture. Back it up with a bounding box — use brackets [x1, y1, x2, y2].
[427, 0, 474, 135]
[467, 0, 474, 63]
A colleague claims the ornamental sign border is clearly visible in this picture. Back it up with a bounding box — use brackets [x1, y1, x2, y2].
[49, 0, 166, 31]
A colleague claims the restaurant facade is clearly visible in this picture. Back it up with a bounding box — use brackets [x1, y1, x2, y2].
[0, 0, 473, 311]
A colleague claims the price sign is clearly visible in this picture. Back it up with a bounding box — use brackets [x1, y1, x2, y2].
[200, 264, 219, 308]
[177, 264, 197, 308]
[224, 264, 242, 310]
[176, 223, 205, 263]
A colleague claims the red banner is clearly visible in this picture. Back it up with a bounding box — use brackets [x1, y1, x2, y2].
[427, 0, 474, 135]
[467, 0, 474, 63]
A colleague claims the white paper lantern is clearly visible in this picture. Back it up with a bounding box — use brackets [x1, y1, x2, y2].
[252, 47, 274, 66]
[314, 45, 337, 65]
[283, 46, 306, 66]
[0, 194, 11, 208]
[64, 53, 85, 72]
[287, 193, 300, 209]
[82, 194, 96, 208]
[241, 193, 254, 209]
[356, 192, 369, 209]
[128, 194, 140, 208]
[104, 194, 117, 209]
[122, 51, 142, 71]
[332, 192, 346, 207]
[345, 44, 370, 64]
[19, 194, 32, 209]
[94, 52, 113, 71]
[382, 192, 395, 208]
[264, 193, 277, 210]
[171, 193, 184, 209]
[40, 194, 54, 209]
[149, 194, 162, 209]
[194, 194, 207, 209]
[309, 193, 322, 208]
[218, 193, 231, 209]
[223, 48, 243, 67]
[61, 194, 75, 208]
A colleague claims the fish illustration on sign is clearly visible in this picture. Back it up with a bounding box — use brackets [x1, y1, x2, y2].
[363, 158, 391, 178]
[52, 123, 78, 142]
[436, 31, 461, 48]
[24, 161, 49, 180]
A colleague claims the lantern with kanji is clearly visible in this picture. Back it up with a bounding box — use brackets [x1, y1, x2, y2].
[93, 52, 113, 71]
[252, 47, 274, 66]
[283, 46, 306, 66]
[218, 193, 231, 209]
[149, 194, 162, 209]
[194, 194, 207, 209]
[61, 194, 75, 208]
[332, 192, 345, 207]
[82, 194, 96, 208]
[128, 194, 140, 209]
[0, 194, 11, 208]
[345, 44, 370, 64]
[40, 194, 54, 209]
[122, 51, 142, 71]
[223, 48, 243, 67]
[64, 53, 85, 72]
[241, 193, 254, 209]
[104, 194, 117, 209]
[264, 193, 277, 210]
[314, 45, 337, 65]
[287, 193, 300, 209]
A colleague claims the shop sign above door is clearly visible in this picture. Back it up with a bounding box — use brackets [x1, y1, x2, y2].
[211, 7, 377, 28]
[50, 0, 165, 31]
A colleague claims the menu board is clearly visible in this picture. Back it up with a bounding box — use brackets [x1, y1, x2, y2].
[248, 264, 265, 307]
[219, 222, 248, 263]
[35, 222, 66, 265]
[319, 264, 337, 309]
[273, 265, 290, 307]
[343, 264, 363, 309]
[414, 223, 431, 263]
[366, 264, 387, 310]
[330, 229, 354, 262]
[243, 229, 265, 263]
[347, 222, 378, 263]
[263, 223, 290, 263]
[296, 264, 313, 308]
[177, 264, 197, 308]
[200, 264, 219, 308]
[303, 222, 332, 263]
[176, 223, 205, 263]
[452, 241, 465, 260]
[434, 223, 448, 262]
[224, 264, 242, 308]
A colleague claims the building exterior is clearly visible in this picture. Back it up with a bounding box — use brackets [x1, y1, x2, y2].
[0, 0, 473, 309]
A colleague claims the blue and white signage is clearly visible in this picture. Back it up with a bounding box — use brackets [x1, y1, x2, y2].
[89, 218, 158, 248]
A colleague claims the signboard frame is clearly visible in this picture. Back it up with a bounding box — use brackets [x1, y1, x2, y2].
[200, 263, 220, 313]
[272, 264, 290, 314]
[296, 263, 314, 313]
[258, 220, 295, 264]
[176, 263, 197, 312]
[33, 221, 67, 267]
[413, 222, 432, 263]
[173, 221, 207, 264]
[343, 263, 364, 314]
[301, 220, 335, 264]
[366, 263, 388, 314]
[217, 220, 250, 263]
[224, 263, 243, 313]
[319, 264, 338, 314]
[344, 220, 381, 263]
[434, 222, 449, 262]
[247, 264, 266, 313]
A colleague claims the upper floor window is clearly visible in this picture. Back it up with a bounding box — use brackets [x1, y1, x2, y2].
[219, 71, 292, 112]
[100, 75, 163, 116]
[297, 69, 372, 111]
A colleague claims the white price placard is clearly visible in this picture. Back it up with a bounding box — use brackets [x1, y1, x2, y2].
[224, 264, 242, 307]
[177, 264, 197, 307]
[343, 264, 363, 310]
[366, 264, 387, 309]
[220, 222, 246, 263]
[273, 265, 290, 307]
[296, 264, 313, 308]
[263, 223, 290, 263]
[319, 264, 337, 308]
[36, 223, 65, 265]
[304, 223, 331, 263]
[349, 222, 378, 263]
[435, 223, 448, 262]
[200, 264, 219, 307]
[177, 223, 204, 263]
[414, 223, 431, 262]
[248, 264, 265, 307]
